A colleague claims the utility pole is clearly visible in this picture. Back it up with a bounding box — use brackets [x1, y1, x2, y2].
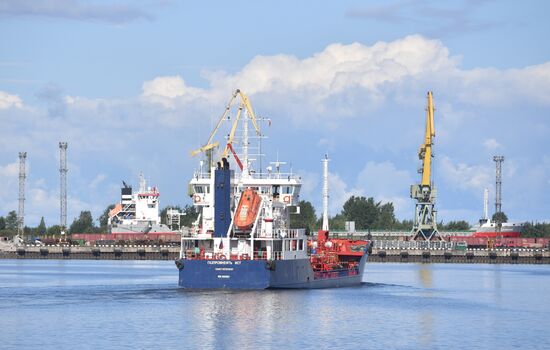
[59, 142, 68, 239]
[493, 156, 504, 247]
[18, 152, 27, 241]
[493, 156, 504, 214]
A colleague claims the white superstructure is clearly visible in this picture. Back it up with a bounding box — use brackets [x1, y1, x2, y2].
[181, 90, 306, 261]
[108, 173, 172, 234]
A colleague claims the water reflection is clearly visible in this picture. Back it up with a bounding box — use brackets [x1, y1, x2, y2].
[492, 265, 502, 305]
[419, 265, 432, 288]
[184, 290, 303, 348]
[3, 261, 550, 350]
[418, 264, 433, 346]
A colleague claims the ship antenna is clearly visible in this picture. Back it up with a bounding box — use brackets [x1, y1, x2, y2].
[242, 106, 249, 178]
[139, 172, 146, 192]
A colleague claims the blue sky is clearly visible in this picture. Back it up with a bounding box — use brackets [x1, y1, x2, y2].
[1, 0, 549, 227]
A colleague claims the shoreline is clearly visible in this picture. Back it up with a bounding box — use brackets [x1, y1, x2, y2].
[1, 245, 549, 264]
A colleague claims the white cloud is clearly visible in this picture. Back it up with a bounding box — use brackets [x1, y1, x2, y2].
[143, 35, 550, 114]
[355, 161, 414, 218]
[320, 161, 414, 218]
[89, 173, 107, 189]
[483, 138, 501, 151]
[2, 34, 550, 224]
[0, 161, 18, 215]
[0, 90, 23, 109]
[0, 161, 18, 177]
[141, 75, 204, 109]
[200, 35, 456, 104]
[328, 172, 363, 214]
[439, 156, 492, 193]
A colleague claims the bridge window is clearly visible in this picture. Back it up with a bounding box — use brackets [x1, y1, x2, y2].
[193, 185, 210, 194]
[281, 186, 293, 194]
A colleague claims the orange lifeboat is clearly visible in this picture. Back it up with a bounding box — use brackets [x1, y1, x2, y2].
[235, 189, 262, 231]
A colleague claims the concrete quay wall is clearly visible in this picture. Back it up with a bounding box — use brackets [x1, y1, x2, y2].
[369, 248, 550, 264]
[1, 245, 549, 264]
[0, 245, 180, 260]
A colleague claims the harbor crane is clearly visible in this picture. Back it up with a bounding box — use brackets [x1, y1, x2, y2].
[410, 91, 441, 241]
[190, 89, 261, 171]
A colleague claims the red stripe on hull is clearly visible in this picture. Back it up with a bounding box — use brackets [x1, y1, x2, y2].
[472, 231, 521, 238]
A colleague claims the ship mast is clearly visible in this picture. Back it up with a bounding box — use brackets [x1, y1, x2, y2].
[139, 172, 146, 192]
[242, 107, 249, 178]
[483, 188, 489, 222]
[322, 154, 330, 231]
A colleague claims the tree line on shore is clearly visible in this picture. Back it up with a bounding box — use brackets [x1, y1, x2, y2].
[1, 195, 550, 238]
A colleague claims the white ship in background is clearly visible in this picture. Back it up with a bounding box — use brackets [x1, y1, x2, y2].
[108, 173, 174, 234]
[470, 188, 523, 238]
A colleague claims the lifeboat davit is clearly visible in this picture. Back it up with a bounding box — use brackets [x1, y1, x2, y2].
[235, 189, 261, 231]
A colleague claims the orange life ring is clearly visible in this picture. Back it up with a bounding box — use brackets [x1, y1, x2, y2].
[283, 195, 291, 204]
[219, 254, 227, 260]
[193, 194, 201, 203]
[241, 253, 250, 260]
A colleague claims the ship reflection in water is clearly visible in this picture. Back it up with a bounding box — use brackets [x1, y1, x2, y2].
[2, 260, 550, 350]
[418, 265, 434, 346]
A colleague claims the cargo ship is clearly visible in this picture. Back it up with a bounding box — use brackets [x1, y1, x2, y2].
[107, 173, 176, 235]
[469, 188, 523, 238]
[71, 174, 182, 245]
[471, 220, 523, 238]
[175, 90, 369, 289]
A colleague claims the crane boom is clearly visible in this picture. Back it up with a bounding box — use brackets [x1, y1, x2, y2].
[190, 142, 219, 157]
[420, 91, 435, 186]
[190, 91, 239, 157]
[237, 89, 261, 136]
[190, 89, 262, 172]
[222, 102, 244, 158]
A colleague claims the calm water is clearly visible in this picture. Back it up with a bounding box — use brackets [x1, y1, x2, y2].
[1, 260, 550, 350]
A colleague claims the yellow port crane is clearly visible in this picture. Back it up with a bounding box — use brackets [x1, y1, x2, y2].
[190, 89, 261, 170]
[410, 91, 440, 241]
[419, 91, 435, 187]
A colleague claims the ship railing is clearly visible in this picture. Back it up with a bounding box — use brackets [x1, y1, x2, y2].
[373, 240, 457, 250]
[182, 249, 284, 261]
[255, 229, 306, 239]
[313, 266, 360, 280]
[251, 251, 283, 260]
[329, 230, 472, 238]
[191, 172, 300, 181]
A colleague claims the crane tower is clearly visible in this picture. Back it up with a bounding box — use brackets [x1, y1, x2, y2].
[493, 156, 504, 214]
[18, 152, 27, 239]
[59, 142, 68, 235]
[410, 92, 441, 241]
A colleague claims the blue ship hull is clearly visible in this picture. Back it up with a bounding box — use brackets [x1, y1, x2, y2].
[176, 253, 368, 290]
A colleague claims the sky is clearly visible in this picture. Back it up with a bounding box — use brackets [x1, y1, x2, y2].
[1, 0, 549, 228]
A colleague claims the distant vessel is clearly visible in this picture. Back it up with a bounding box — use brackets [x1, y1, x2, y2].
[472, 220, 523, 238]
[108, 173, 174, 235]
[469, 188, 523, 238]
[175, 90, 369, 289]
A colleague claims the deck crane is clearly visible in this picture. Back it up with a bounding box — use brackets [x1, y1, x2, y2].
[190, 89, 261, 171]
[410, 91, 441, 241]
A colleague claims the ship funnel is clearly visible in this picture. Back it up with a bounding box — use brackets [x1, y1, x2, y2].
[214, 159, 231, 238]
